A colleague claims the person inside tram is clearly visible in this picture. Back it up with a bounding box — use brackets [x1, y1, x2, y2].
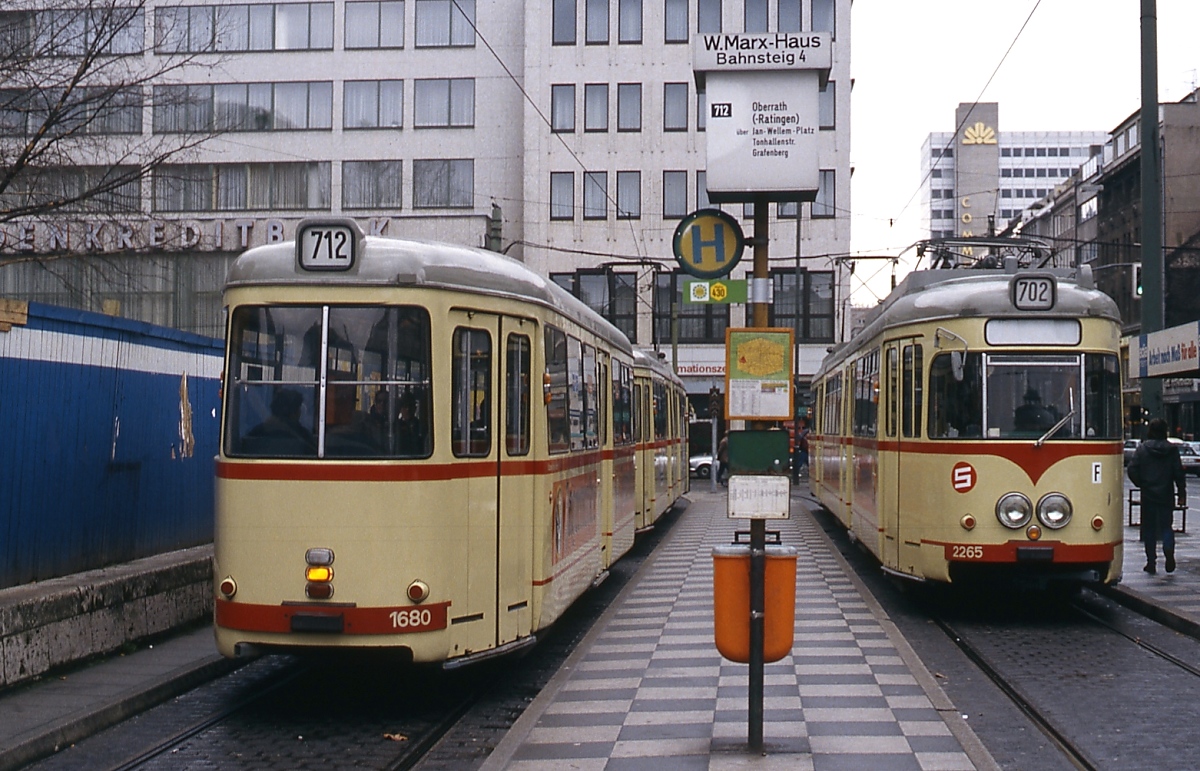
[1013, 388, 1056, 433]
[244, 387, 316, 455]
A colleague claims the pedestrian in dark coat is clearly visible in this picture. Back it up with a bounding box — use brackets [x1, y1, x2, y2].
[1127, 418, 1187, 574]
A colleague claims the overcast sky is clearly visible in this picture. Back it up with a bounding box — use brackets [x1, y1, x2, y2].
[848, 0, 1200, 306]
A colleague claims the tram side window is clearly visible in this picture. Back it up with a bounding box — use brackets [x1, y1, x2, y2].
[902, 344, 922, 438]
[885, 347, 898, 438]
[225, 305, 433, 459]
[653, 380, 668, 440]
[545, 326, 569, 453]
[852, 350, 879, 437]
[632, 382, 644, 442]
[567, 336, 586, 451]
[582, 343, 598, 449]
[927, 352, 983, 439]
[1084, 353, 1121, 439]
[613, 363, 633, 445]
[824, 373, 842, 435]
[452, 327, 491, 457]
[505, 334, 531, 455]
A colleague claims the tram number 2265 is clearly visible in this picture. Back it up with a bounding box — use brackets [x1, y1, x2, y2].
[950, 545, 985, 560]
[390, 608, 434, 629]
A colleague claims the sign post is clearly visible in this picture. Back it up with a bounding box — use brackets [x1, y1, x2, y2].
[694, 31, 829, 755]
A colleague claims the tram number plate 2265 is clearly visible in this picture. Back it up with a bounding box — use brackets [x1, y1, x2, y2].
[1012, 275, 1055, 310]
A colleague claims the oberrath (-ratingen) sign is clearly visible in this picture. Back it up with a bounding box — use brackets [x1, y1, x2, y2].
[672, 208, 745, 279]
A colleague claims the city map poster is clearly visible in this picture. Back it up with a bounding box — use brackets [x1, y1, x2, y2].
[724, 328, 794, 420]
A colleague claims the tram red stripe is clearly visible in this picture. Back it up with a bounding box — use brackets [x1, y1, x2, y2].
[813, 436, 1121, 485]
[216, 451, 644, 482]
[924, 539, 1117, 564]
[215, 599, 452, 635]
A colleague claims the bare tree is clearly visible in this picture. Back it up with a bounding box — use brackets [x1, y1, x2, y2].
[0, 0, 217, 227]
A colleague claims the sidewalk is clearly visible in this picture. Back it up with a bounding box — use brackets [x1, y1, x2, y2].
[482, 488, 993, 770]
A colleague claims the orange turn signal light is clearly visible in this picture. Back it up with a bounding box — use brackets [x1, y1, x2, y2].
[1026, 524, 1042, 541]
[305, 566, 334, 582]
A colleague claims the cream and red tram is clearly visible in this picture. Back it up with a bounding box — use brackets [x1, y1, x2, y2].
[810, 261, 1123, 585]
[213, 219, 687, 665]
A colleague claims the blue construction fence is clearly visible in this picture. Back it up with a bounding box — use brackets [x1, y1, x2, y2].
[0, 301, 222, 589]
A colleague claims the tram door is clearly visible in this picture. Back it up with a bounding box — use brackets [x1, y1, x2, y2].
[448, 312, 533, 653]
[893, 339, 924, 575]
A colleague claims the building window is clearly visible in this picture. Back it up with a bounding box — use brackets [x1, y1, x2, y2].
[779, 0, 800, 32]
[414, 0, 474, 47]
[663, 82, 687, 131]
[344, 80, 403, 128]
[618, 0, 641, 43]
[663, 171, 687, 219]
[8, 7, 145, 56]
[584, 83, 608, 131]
[617, 83, 641, 131]
[663, 0, 687, 42]
[654, 271, 728, 344]
[153, 162, 331, 211]
[744, 0, 766, 32]
[154, 82, 332, 132]
[778, 201, 798, 218]
[583, 171, 607, 219]
[813, 0, 834, 36]
[819, 80, 835, 129]
[697, 170, 710, 209]
[1, 87, 144, 136]
[412, 158, 473, 208]
[1, 166, 141, 213]
[343, 160, 402, 209]
[550, 171, 574, 219]
[553, 0, 576, 44]
[616, 171, 640, 219]
[586, 0, 607, 43]
[551, 270, 638, 342]
[414, 78, 474, 127]
[813, 169, 835, 218]
[551, 84, 575, 132]
[345, 1, 404, 48]
[274, 3, 333, 49]
[697, 0, 721, 33]
[697, 90, 706, 131]
[769, 269, 834, 343]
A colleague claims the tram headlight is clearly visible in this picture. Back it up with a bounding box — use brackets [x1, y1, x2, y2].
[1037, 493, 1073, 529]
[995, 492, 1033, 529]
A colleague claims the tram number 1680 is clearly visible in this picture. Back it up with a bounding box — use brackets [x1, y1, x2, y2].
[390, 608, 435, 629]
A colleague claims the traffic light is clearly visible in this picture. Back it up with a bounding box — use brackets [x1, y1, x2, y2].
[709, 386, 723, 420]
[1133, 262, 1142, 298]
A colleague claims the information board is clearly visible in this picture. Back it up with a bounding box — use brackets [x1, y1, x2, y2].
[724, 327, 794, 420]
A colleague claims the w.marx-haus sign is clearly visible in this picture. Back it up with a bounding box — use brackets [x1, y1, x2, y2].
[693, 33, 830, 203]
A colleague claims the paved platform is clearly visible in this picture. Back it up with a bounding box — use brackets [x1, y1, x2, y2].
[5, 483, 1200, 770]
[482, 489, 991, 770]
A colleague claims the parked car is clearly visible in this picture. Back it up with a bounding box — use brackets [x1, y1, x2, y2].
[689, 454, 714, 479]
[1123, 439, 1140, 466]
[1169, 438, 1200, 475]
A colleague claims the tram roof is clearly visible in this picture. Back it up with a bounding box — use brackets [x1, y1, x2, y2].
[225, 233, 633, 356]
[817, 265, 1121, 377]
[633, 348, 686, 388]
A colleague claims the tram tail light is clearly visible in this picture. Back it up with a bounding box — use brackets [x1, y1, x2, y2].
[219, 577, 237, 598]
[1092, 516, 1105, 531]
[305, 548, 335, 599]
[960, 514, 976, 530]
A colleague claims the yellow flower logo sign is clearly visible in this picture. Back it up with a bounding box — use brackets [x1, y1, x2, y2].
[962, 121, 997, 145]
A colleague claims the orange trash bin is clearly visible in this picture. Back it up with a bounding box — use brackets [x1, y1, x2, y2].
[712, 544, 798, 663]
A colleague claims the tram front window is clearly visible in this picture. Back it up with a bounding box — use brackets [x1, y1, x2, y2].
[927, 352, 1121, 440]
[225, 305, 432, 459]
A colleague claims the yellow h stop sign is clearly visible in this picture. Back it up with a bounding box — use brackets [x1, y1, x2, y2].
[672, 208, 745, 279]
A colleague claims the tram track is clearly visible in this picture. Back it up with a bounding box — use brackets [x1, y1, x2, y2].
[922, 585, 1200, 771]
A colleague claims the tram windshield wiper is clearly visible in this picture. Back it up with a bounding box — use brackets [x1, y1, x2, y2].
[1035, 387, 1075, 447]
